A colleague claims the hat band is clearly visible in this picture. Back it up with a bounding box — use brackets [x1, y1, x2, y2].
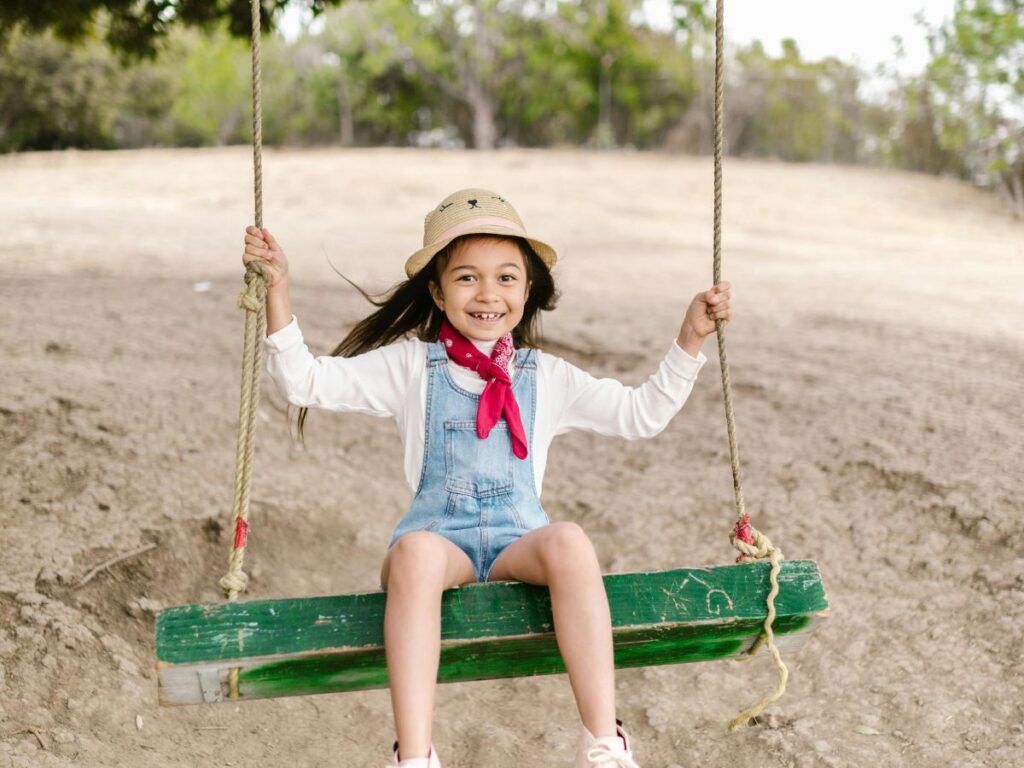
[430, 216, 527, 246]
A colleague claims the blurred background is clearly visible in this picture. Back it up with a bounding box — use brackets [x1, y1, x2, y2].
[1, 0, 1022, 218]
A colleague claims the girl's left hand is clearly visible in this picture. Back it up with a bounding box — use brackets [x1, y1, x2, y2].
[678, 282, 731, 352]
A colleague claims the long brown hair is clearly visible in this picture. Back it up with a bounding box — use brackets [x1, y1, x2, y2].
[294, 234, 559, 444]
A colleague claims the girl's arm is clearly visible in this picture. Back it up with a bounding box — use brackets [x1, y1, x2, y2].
[549, 283, 730, 439]
[243, 226, 292, 335]
[243, 225, 415, 417]
[677, 282, 730, 357]
[266, 280, 292, 337]
[264, 317, 418, 418]
[547, 342, 705, 439]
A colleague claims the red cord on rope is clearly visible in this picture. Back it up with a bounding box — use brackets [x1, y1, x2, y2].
[732, 514, 754, 562]
[233, 517, 250, 549]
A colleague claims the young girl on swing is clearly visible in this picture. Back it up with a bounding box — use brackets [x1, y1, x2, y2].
[242, 189, 731, 768]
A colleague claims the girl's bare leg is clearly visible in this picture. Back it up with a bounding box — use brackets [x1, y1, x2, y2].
[485, 522, 617, 739]
[380, 531, 477, 761]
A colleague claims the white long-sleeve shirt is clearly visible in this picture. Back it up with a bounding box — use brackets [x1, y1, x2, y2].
[265, 316, 707, 496]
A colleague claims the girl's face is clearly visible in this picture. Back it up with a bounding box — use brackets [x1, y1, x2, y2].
[430, 237, 531, 342]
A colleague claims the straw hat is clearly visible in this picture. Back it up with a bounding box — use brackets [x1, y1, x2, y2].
[404, 188, 558, 278]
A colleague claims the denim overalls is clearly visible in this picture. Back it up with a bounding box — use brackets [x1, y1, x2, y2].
[387, 341, 549, 582]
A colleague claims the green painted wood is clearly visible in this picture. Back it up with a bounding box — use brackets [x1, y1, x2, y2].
[156, 560, 828, 705]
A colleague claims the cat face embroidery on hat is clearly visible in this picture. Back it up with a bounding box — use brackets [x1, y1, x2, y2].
[435, 193, 509, 216]
[421, 190, 528, 246]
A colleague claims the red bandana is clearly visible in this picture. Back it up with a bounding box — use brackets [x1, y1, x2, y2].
[439, 319, 528, 460]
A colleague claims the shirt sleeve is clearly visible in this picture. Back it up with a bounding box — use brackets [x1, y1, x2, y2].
[547, 341, 707, 439]
[263, 315, 415, 418]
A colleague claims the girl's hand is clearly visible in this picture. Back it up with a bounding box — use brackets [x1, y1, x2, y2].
[242, 226, 289, 290]
[678, 282, 731, 355]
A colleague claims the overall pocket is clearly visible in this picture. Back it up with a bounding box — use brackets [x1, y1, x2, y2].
[444, 419, 514, 497]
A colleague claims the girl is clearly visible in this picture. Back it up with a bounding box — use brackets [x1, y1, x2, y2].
[242, 189, 730, 768]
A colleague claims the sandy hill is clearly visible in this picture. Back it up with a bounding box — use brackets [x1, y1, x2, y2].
[0, 147, 1021, 767]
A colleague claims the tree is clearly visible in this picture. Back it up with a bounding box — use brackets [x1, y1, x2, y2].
[523, 0, 705, 149]
[726, 40, 864, 163]
[0, 28, 176, 151]
[297, 1, 445, 147]
[0, 0, 348, 57]
[922, 0, 1024, 216]
[165, 27, 251, 145]
[313, 0, 562, 149]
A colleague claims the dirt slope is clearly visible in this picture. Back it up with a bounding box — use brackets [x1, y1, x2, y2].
[1, 147, 1021, 768]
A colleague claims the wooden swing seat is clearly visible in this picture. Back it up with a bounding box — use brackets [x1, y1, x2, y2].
[156, 559, 828, 705]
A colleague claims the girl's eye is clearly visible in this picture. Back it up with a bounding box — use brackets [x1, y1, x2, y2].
[500, 274, 517, 283]
[456, 275, 476, 283]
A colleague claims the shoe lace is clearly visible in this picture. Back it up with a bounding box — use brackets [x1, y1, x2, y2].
[585, 746, 641, 768]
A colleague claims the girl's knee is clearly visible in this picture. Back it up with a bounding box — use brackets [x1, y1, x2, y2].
[388, 531, 449, 582]
[539, 522, 597, 571]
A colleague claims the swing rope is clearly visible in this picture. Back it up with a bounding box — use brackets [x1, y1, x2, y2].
[218, 0, 271, 700]
[711, 0, 789, 732]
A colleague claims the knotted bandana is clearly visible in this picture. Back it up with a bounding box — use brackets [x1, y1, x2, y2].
[439, 319, 528, 460]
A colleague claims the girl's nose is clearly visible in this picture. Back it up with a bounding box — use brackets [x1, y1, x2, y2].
[475, 281, 500, 301]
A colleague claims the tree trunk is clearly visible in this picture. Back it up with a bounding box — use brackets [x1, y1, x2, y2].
[595, 52, 615, 149]
[1010, 165, 1024, 220]
[337, 69, 354, 147]
[469, 94, 498, 149]
[465, 0, 498, 149]
[216, 104, 243, 146]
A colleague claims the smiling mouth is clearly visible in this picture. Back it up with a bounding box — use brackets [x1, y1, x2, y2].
[469, 312, 505, 321]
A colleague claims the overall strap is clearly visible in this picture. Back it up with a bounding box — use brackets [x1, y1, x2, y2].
[426, 340, 449, 366]
[515, 347, 537, 370]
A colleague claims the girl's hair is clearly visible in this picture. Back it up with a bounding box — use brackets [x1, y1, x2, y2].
[294, 234, 559, 444]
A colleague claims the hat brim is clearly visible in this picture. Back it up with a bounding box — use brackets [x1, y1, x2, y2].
[404, 225, 558, 278]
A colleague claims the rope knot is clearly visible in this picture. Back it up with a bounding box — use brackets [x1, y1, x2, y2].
[219, 569, 250, 599]
[238, 263, 271, 312]
[730, 514, 782, 563]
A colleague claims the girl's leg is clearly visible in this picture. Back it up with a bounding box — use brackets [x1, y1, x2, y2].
[485, 522, 617, 739]
[380, 531, 477, 760]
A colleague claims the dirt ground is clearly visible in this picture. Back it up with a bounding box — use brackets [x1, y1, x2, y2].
[1, 147, 1021, 768]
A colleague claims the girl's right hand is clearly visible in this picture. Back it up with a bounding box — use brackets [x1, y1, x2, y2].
[242, 226, 289, 289]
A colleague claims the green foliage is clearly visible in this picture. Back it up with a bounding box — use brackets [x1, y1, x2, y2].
[874, 76, 962, 176]
[608, 27, 696, 148]
[920, 0, 1024, 214]
[3, 0, 1020, 217]
[285, 0, 701, 149]
[0, 28, 176, 151]
[0, 0, 350, 58]
[166, 28, 250, 146]
[0, 0, 713, 151]
[0, 30, 116, 150]
[670, 0, 712, 36]
[288, 0, 443, 146]
[723, 40, 863, 163]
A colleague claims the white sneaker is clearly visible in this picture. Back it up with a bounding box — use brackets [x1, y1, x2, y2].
[575, 719, 640, 768]
[387, 740, 442, 768]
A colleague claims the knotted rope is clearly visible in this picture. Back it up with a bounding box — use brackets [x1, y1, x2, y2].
[710, 0, 789, 732]
[217, 0, 270, 700]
